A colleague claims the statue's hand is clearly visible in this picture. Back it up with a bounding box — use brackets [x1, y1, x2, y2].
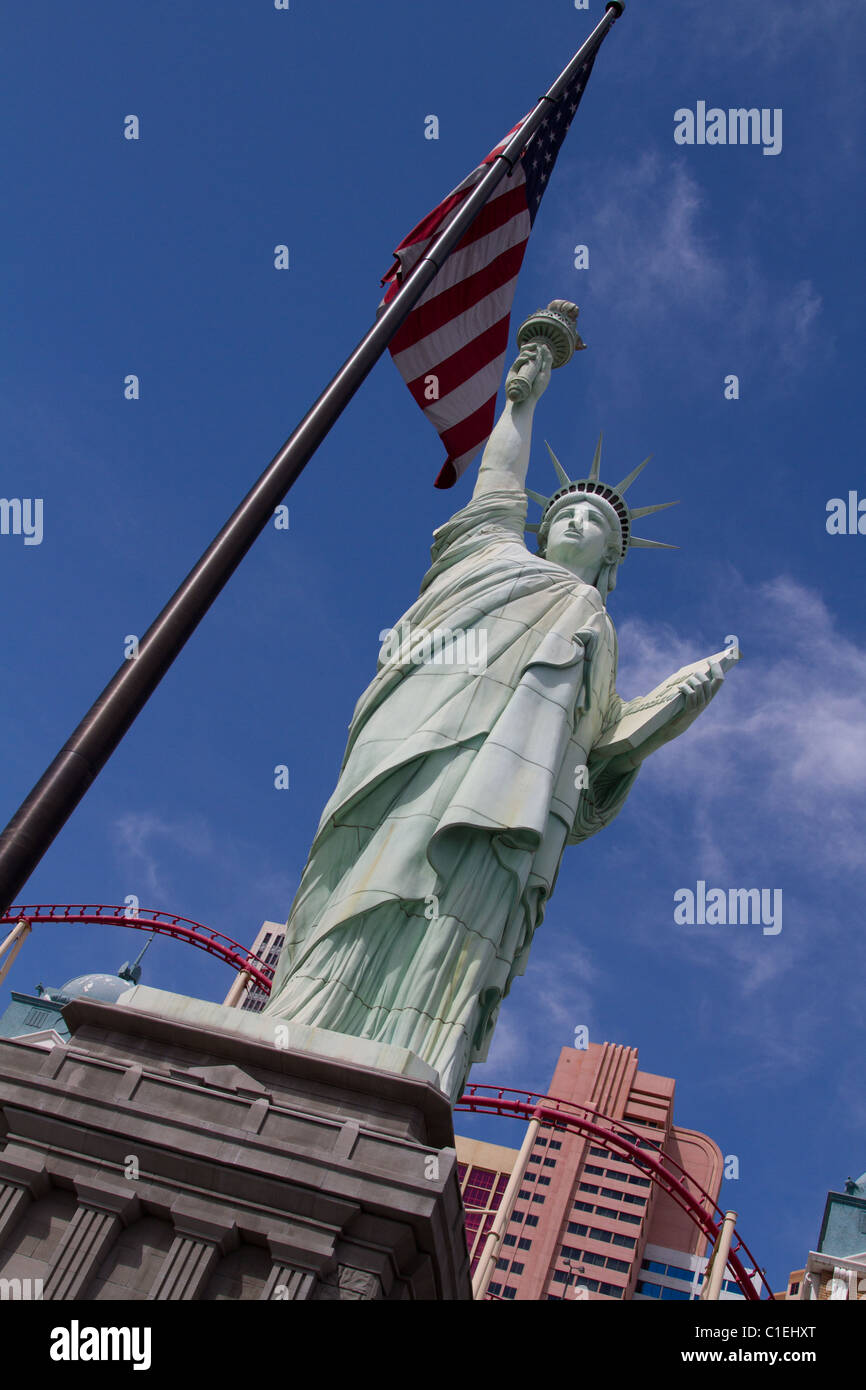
[658, 658, 726, 744]
[504, 341, 554, 406]
[602, 659, 726, 775]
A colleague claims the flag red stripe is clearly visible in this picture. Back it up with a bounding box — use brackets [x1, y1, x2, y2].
[388, 239, 528, 354]
[439, 395, 499, 463]
[404, 316, 511, 406]
[442, 180, 528, 257]
[391, 185, 473, 257]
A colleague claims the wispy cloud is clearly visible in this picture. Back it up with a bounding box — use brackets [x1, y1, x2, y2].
[606, 571, 866, 1022]
[545, 151, 828, 387]
[112, 811, 216, 900]
[472, 939, 602, 1093]
[617, 573, 866, 870]
[111, 810, 298, 922]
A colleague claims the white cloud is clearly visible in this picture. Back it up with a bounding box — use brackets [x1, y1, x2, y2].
[111, 809, 298, 919]
[607, 571, 866, 1006]
[471, 939, 602, 1092]
[547, 152, 826, 384]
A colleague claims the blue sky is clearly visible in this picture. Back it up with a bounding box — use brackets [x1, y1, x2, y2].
[2, 0, 864, 1293]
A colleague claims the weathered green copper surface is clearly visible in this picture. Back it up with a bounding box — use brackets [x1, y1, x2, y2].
[264, 306, 734, 1102]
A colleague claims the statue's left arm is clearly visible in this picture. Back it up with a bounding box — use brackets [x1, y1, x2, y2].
[593, 656, 729, 778]
[573, 645, 733, 842]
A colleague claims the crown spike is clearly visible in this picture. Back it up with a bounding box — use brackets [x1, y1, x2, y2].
[589, 432, 603, 483]
[526, 489, 549, 507]
[613, 455, 653, 495]
[628, 500, 680, 520]
[629, 536, 678, 550]
[545, 440, 571, 488]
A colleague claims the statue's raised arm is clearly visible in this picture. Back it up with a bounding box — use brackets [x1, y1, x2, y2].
[474, 299, 584, 499]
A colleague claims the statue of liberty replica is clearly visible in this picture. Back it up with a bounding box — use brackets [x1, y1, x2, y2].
[264, 301, 735, 1103]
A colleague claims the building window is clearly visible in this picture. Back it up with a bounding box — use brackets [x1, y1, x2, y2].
[560, 1244, 583, 1261]
[584, 1165, 605, 1175]
[518, 1190, 531, 1200]
[789, 1282, 800, 1295]
[518, 1238, 532, 1251]
[595, 1205, 619, 1220]
[589, 1228, 613, 1243]
[636, 1280, 661, 1297]
[524, 1215, 539, 1227]
[612, 1234, 636, 1249]
[543, 1158, 557, 1168]
[23, 1007, 55, 1027]
[582, 1251, 605, 1267]
[566, 1222, 588, 1237]
[552, 1270, 569, 1284]
[605, 1257, 630, 1273]
[549, 1140, 562, 1150]
[528, 1154, 541, 1164]
[574, 1201, 593, 1213]
[599, 1281, 624, 1298]
[600, 1187, 621, 1200]
[576, 1278, 599, 1293]
[617, 1213, 641, 1225]
[488, 1282, 502, 1296]
[660, 1285, 691, 1301]
[579, 1183, 599, 1195]
[589, 1146, 609, 1158]
[503, 1233, 517, 1246]
[628, 1175, 651, 1188]
[537, 1176, 551, 1186]
[642, 1260, 666, 1275]
[532, 1195, 545, 1204]
[502, 1286, 517, 1300]
[622, 1193, 646, 1206]
[464, 1167, 497, 1210]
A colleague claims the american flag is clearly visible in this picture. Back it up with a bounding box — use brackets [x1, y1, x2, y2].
[380, 46, 603, 489]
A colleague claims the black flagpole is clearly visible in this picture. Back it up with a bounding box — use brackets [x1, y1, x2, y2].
[0, 3, 625, 914]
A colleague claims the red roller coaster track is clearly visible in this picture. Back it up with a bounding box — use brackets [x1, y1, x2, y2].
[456, 1085, 770, 1300]
[2, 904, 769, 1299]
[1, 904, 275, 994]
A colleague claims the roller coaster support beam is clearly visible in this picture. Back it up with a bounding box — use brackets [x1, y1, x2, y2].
[0, 919, 31, 990]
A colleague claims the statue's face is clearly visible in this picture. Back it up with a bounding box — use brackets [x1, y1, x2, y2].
[544, 498, 620, 579]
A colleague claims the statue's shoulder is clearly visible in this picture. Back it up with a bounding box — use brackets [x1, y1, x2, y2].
[430, 487, 528, 565]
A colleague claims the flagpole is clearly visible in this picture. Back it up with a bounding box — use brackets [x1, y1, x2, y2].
[0, 3, 625, 915]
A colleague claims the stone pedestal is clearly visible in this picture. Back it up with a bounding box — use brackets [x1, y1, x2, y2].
[0, 988, 471, 1300]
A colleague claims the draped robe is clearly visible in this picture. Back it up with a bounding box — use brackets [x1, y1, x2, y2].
[263, 488, 640, 1101]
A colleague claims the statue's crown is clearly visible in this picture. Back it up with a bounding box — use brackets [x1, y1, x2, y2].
[525, 434, 679, 559]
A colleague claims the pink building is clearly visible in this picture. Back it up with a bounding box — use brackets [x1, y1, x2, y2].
[456, 1041, 724, 1300]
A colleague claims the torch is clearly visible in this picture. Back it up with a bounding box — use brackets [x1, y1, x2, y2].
[505, 299, 586, 403]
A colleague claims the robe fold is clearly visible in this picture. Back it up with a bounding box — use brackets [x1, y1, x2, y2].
[264, 488, 640, 1101]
